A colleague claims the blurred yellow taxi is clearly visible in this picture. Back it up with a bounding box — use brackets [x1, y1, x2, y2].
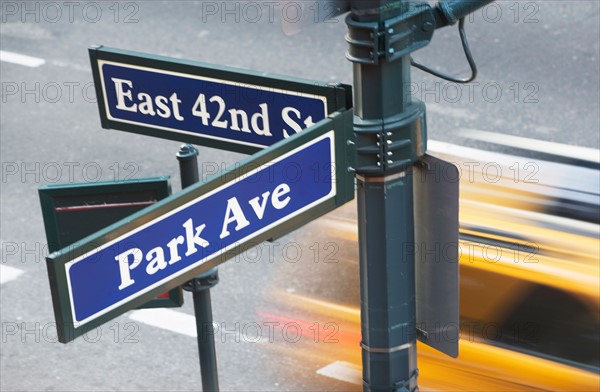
[262, 142, 600, 390]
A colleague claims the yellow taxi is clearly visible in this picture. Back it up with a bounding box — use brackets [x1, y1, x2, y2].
[261, 143, 600, 390]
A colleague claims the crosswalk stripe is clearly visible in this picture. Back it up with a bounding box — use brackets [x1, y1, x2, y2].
[129, 308, 198, 337]
[316, 361, 361, 385]
[0, 50, 46, 67]
[0, 265, 24, 284]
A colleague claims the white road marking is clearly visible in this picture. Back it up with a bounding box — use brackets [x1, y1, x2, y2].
[0, 50, 46, 67]
[129, 308, 273, 343]
[50, 59, 91, 73]
[460, 128, 600, 164]
[0, 265, 24, 284]
[316, 361, 361, 385]
[129, 308, 199, 337]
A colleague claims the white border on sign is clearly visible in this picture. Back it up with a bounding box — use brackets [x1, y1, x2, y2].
[97, 60, 329, 149]
[65, 131, 337, 326]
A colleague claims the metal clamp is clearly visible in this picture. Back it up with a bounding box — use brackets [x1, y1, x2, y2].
[345, 17, 381, 65]
[362, 369, 419, 392]
[346, 1, 435, 65]
[354, 101, 427, 175]
[182, 268, 219, 293]
[384, 3, 436, 63]
[361, 341, 414, 354]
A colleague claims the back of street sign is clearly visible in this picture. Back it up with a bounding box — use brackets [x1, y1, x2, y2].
[46, 109, 354, 343]
[89, 46, 351, 154]
[414, 154, 460, 358]
[38, 177, 184, 309]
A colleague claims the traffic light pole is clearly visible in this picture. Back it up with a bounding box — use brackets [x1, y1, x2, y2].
[347, 1, 434, 390]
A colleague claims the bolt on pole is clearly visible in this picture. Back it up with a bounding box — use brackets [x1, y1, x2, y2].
[347, 1, 429, 390]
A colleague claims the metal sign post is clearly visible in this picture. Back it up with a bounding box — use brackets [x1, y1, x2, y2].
[347, 1, 432, 390]
[176, 144, 220, 392]
[346, 0, 494, 390]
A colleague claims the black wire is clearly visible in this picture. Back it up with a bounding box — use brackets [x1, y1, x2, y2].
[411, 18, 478, 83]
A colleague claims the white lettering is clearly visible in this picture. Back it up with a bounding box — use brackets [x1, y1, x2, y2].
[112, 181, 293, 291]
[145, 247, 167, 275]
[169, 93, 184, 121]
[271, 183, 291, 209]
[166, 235, 185, 265]
[229, 108, 250, 132]
[155, 95, 171, 118]
[282, 107, 303, 138]
[248, 191, 270, 220]
[182, 218, 210, 256]
[137, 92, 155, 116]
[252, 103, 271, 136]
[116, 248, 143, 290]
[220, 197, 250, 239]
[112, 78, 137, 112]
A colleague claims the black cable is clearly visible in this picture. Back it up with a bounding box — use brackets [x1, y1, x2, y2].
[411, 18, 478, 83]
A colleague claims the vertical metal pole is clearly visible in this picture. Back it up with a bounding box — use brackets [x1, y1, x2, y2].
[356, 172, 417, 391]
[185, 272, 220, 392]
[177, 144, 220, 392]
[347, 1, 427, 390]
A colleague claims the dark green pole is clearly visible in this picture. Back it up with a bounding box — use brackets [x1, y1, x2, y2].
[344, 0, 495, 389]
[177, 144, 220, 392]
[347, 1, 430, 390]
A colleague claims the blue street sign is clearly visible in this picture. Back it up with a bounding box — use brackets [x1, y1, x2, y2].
[47, 109, 354, 343]
[89, 46, 351, 154]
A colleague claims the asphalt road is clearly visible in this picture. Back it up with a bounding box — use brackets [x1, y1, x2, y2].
[1, 1, 599, 391]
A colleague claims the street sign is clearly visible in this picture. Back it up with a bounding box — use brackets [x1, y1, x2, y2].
[38, 177, 184, 309]
[89, 46, 351, 154]
[47, 109, 354, 343]
[414, 154, 460, 358]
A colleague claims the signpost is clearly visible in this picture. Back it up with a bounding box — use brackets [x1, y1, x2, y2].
[44, 1, 492, 388]
[345, 0, 492, 389]
[46, 109, 354, 343]
[89, 46, 351, 153]
[45, 31, 459, 388]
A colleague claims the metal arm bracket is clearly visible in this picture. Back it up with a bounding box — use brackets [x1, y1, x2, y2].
[346, 2, 435, 65]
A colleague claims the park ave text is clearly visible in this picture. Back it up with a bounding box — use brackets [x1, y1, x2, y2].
[115, 182, 291, 291]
